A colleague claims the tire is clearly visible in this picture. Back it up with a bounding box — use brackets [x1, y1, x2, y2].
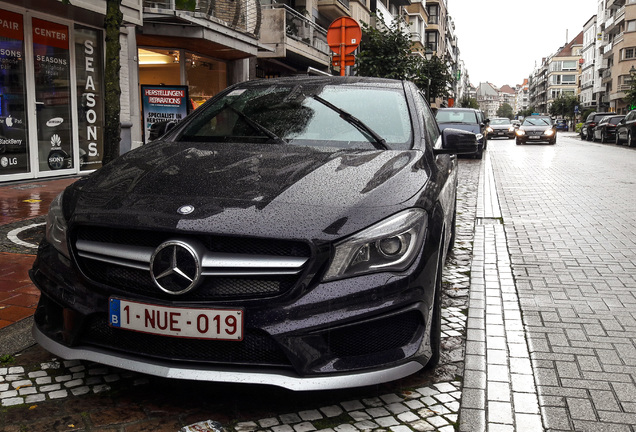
[601, 131, 607, 143]
[447, 208, 456, 256]
[549, 139, 556, 145]
[425, 250, 443, 369]
[516, 139, 521, 145]
[587, 128, 593, 141]
[474, 150, 483, 159]
[616, 132, 622, 145]
[629, 132, 633, 148]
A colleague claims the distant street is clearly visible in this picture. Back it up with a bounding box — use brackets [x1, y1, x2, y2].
[486, 131, 636, 430]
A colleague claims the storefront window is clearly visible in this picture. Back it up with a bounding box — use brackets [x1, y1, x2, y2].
[0, 9, 29, 176]
[32, 17, 73, 172]
[138, 48, 181, 86]
[75, 25, 104, 171]
[185, 52, 226, 108]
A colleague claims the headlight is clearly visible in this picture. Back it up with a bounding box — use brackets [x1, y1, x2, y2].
[515, 129, 525, 136]
[322, 209, 428, 281]
[544, 129, 555, 136]
[508, 126, 515, 132]
[486, 127, 493, 133]
[45, 192, 70, 258]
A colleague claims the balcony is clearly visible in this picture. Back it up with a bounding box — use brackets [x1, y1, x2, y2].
[143, 0, 261, 37]
[317, 0, 350, 23]
[602, 68, 613, 84]
[259, 4, 330, 67]
[607, 0, 626, 9]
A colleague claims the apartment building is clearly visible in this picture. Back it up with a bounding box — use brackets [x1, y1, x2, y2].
[581, 15, 599, 110]
[515, 79, 529, 114]
[601, 0, 636, 113]
[546, 31, 583, 110]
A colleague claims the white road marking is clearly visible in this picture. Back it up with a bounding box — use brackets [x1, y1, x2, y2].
[8, 222, 46, 248]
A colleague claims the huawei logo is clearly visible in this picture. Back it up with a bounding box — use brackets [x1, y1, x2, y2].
[150, 240, 202, 295]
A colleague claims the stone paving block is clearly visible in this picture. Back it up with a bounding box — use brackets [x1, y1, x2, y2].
[487, 401, 513, 424]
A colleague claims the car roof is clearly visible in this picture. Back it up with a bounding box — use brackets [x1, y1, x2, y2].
[231, 76, 407, 89]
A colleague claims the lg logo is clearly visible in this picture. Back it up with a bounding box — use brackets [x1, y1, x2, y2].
[0, 156, 18, 168]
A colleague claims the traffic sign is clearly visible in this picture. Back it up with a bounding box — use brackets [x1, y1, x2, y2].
[326, 17, 361, 76]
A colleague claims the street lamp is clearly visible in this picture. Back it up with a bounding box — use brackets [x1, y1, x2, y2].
[424, 48, 434, 102]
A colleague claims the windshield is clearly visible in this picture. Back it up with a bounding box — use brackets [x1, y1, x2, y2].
[176, 83, 412, 150]
[610, 117, 623, 125]
[490, 118, 511, 125]
[435, 110, 478, 124]
[522, 117, 552, 126]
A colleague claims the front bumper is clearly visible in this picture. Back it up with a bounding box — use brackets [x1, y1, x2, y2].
[30, 234, 439, 390]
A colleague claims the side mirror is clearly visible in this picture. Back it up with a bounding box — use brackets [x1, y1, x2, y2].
[434, 128, 479, 155]
[148, 120, 176, 142]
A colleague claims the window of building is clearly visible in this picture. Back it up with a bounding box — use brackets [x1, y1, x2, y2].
[623, 47, 636, 60]
[562, 75, 576, 83]
[562, 60, 577, 71]
[425, 31, 437, 52]
[427, 5, 439, 24]
[627, 20, 636, 32]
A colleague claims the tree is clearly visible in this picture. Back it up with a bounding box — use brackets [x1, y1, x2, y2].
[517, 106, 535, 118]
[549, 95, 578, 120]
[103, 0, 123, 165]
[356, 14, 455, 100]
[497, 103, 514, 119]
[458, 96, 479, 109]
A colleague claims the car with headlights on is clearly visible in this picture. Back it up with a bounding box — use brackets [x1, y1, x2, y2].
[30, 76, 478, 391]
[515, 116, 557, 144]
[592, 115, 624, 143]
[487, 117, 515, 139]
[435, 107, 488, 158]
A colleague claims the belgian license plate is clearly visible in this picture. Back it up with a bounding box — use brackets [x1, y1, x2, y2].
[108, 298, 243, 340]
[529, 136, 540, 139]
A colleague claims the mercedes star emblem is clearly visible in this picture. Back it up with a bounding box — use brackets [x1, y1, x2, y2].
[150, 240, 202, 295]
[177, 205, 195, 215]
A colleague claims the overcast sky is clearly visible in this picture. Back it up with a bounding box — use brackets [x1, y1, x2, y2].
[450, 0, 599, 88]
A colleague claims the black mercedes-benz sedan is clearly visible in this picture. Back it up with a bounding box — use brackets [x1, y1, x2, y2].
[30, 76, 477, 390]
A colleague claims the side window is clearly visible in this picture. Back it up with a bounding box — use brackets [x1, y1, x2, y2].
[419, 93, 440, 147]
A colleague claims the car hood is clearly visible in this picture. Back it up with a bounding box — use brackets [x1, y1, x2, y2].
[521, 125, 553, 132]
[437, 123, 480, 134]
[65, 141, 430, 241]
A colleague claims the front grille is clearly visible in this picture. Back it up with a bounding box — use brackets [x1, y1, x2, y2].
[80, 314, 292, 367]
[73, 226, 310, 301]
[326, 310, 422, 357]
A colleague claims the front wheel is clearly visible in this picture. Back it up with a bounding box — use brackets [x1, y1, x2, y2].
[425, 251, 443, 369]
[628, 132, 633, 148]
[601, 131, 607, 143]
[616, 132, 622, 145]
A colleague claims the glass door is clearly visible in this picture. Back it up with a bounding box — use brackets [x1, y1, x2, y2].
[32, 17, 74, 173]
[0, 8, 30, 176]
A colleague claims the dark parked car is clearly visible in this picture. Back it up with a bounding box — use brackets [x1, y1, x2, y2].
[487, 117, 515, 139]
[555, 119, 568, 131]
[615, 109, 636, 146]
[515, 116, 557, 144]
[581, 111, 613, 141]
[435, 107, 488, 158]
[30, 76, 478, 391]
[592, 115, 624, 143]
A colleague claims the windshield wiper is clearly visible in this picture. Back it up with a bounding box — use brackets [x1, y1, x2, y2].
[223, 103, 286, 144]
[310, 94, 388, 150]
